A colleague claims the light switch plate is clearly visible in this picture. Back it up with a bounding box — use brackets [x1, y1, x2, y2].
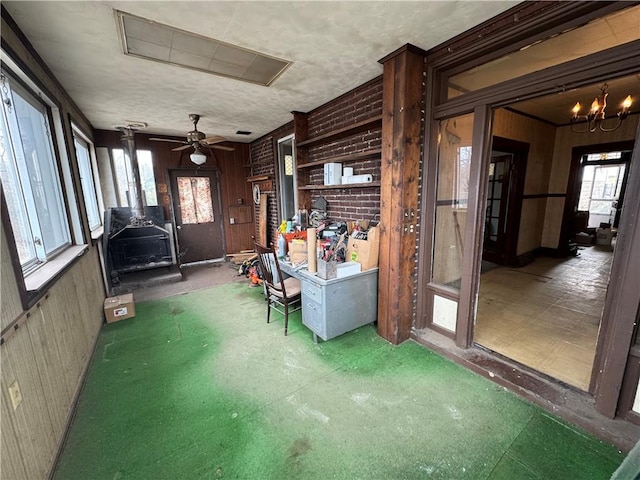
[9, 380, 23, 410]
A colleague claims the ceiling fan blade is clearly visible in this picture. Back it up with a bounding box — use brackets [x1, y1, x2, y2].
[172, 144, 193, 152]
[150, 137, 186, 144]
[202, 136, 226, 145]
[211, 145, 235, 152]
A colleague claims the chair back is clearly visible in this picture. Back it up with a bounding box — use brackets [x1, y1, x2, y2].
[254, 241, 287, 296]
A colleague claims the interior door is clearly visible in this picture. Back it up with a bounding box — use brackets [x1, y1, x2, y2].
[482, 155, 511, 264]
[170, 169, 224, 263]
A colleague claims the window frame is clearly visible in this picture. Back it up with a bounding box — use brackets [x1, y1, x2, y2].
[72, 124, 104, 234]
[276, 134, 297, 222]
[0, 68, 72, 273]
[110, 147, 158, 207]
[0, 51, 86, 307]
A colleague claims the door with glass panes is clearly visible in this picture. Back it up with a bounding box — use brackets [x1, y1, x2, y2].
[170, 169, 224, 263]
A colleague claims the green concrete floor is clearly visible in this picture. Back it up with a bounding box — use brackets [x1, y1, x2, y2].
[54, 282, 624, 479]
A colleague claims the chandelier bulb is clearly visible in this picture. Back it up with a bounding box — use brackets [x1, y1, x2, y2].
[571, 102, 581, 116]
[569, 83, 631, 134]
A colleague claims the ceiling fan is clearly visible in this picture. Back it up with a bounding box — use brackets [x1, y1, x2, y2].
[150, 114, 234, 165]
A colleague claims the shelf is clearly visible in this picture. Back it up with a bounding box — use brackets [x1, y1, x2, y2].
[297, 115, 382, 148]
[297, 148, 382, 170]
[299, 182, 381, 190]
[246, 174, 270, 183]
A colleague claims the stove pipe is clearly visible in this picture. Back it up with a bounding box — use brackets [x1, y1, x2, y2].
[119, 127, 145, 219]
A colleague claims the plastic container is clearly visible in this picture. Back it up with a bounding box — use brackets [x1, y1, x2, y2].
[278, 233, 287, 258]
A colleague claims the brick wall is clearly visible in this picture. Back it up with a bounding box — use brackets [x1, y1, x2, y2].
[305, 76, 383, 224]
[249, 76, 384, 243]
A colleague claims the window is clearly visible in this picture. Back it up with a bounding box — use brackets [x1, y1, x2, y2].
[177, 176, 214, 224]
[277, 135, 296, 221]
[112, 148, 158, 207]
[432, 113, 474, 289]
[0, 71, 71, 273]
[73, 129, 102, 231]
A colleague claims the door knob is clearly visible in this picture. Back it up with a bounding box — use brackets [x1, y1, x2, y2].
[177, 225, 182, 230]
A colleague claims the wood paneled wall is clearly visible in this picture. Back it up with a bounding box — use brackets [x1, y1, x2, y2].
[1, 228, 105, 479]
[94, 131, 254, 255]
[2, 12, 106, 479]
[491, 110, 639, 253]
[493, 109, 556, 255]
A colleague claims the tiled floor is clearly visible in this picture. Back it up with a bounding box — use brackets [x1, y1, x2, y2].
[475, 243, 614, 391]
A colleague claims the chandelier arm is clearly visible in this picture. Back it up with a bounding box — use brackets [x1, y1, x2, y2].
[598, 117, 623, 132]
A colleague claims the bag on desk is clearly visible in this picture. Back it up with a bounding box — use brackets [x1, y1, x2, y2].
[347, 226, 379, 271]
[288, 240, 308, 264]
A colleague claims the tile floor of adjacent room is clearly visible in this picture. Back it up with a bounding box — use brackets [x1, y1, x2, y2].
[53, 275, 624, 479]
[475, 244, 613, 391]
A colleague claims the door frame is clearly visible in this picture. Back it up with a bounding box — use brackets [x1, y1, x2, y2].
[169, 168, 226, 264]
[560, 140, 634, 256]
[592, 123, 640, 416]
[416, 2, 640, 416]
[483, 136, 528, 266]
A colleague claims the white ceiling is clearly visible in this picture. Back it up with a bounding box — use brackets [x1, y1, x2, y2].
[2, 1, 519, 143]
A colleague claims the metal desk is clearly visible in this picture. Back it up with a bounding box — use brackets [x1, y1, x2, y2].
[279, 261, 378, 341]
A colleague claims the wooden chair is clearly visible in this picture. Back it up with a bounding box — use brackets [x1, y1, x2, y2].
[254, 241, 302, 335]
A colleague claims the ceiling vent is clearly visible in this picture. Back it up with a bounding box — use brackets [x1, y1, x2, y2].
[115, 10, 291, 86]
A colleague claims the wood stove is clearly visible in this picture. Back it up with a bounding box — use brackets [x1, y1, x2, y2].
[103, 126, 177, 288]
[106, 206, 172, 275]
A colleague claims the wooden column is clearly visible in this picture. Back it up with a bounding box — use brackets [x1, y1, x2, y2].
[377, 45, 426, 344]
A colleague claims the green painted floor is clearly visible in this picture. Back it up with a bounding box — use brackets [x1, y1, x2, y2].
[54, 282, 624, 479]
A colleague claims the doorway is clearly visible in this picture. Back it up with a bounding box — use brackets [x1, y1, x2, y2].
[169, 169, 225, 264]
[474, 134, 633, 392]
[482, 137, 528, 266]
[575, 151, 631, 230]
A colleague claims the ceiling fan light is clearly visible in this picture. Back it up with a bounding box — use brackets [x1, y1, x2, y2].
[190, 152, 207, 165]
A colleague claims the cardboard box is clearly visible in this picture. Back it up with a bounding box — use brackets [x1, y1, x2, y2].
[347, 226, 380, 271]
[288, 240, 308, 265]
[104, 293, 135, 323]
[596, 228, 613, 246]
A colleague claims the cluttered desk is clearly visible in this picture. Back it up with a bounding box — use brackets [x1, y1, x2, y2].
[279, 259, 378, 343]
[274, 212, 380, 342]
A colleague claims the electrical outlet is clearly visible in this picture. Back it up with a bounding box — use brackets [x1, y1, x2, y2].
[9, 380, 23, 410]
[229, 218, 235, 224]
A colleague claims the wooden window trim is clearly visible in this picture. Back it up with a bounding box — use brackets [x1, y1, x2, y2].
[427, 2, 627, 73]
[433, 40, 640, 121]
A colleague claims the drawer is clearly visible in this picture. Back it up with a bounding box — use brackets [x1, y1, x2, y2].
[302, 297, 323, 334]
[302, 280, 322, 301]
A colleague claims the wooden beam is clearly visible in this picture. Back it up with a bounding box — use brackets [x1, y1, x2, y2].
[377, 46, 426, 344]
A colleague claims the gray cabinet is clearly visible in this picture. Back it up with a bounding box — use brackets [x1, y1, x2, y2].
[283, 266, 378, 341]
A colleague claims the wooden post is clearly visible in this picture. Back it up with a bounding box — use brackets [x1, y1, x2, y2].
[377, 45, 427, 344]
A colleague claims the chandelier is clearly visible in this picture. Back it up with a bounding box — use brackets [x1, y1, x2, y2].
[570, 83, 632, 133]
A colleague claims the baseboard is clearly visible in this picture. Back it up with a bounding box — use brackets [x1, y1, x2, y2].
[514, 247, 562, 267]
